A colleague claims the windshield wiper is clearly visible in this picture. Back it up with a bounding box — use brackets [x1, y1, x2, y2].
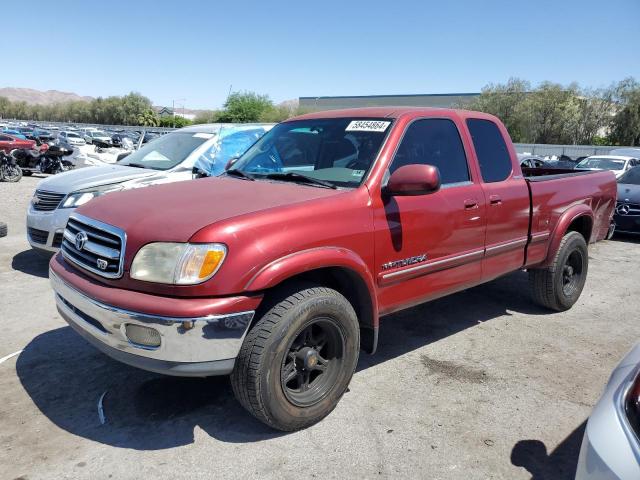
[225, 169, 254, 181]
[264, 172, 337, 189]
[125, 163, 147, 169]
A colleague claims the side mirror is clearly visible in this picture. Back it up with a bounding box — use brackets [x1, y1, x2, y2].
[225, 157, 240, 170]
[384, 164, 441, 196]
[192, 166, 208, 179]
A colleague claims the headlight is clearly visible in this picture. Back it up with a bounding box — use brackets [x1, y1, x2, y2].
[130, 243, 227, 285]
[60, 185, 123, 208]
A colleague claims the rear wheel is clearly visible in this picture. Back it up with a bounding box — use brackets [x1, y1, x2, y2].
[529, 231, 588, 311]
[231, 285, 360, 431]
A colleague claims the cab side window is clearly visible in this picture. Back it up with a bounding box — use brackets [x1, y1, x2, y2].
[466, 118, 512, 183]
[390, 119, 470, 185]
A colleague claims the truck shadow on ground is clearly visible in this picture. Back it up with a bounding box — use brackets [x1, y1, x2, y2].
[12, 249, 52, 279]
[16, 270, 550, 450]
[510, 421, 586, 479]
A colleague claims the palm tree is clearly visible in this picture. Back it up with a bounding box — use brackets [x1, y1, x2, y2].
[137, 109, 159, 127]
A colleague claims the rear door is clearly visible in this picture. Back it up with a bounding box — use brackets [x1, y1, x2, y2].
[374, 116, 487, 314]
[466, 118, 530, 281]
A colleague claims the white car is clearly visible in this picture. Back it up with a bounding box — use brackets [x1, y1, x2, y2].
[576, 343, 640, 479]
[575, 155, 639, 179]
[58, 131, 86, 146]
[83, 130, 112, 145]
[27, 123, 273, 252]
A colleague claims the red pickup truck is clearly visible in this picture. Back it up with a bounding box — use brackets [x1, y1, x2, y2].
[49, 107, 616, 431]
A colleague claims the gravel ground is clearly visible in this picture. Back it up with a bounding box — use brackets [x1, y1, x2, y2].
[1, 175, 638, 480]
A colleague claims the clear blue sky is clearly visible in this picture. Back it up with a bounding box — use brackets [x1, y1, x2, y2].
[4, 0, 639, 110]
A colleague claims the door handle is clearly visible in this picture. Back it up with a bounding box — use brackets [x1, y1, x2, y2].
[489, 194, 502, 205]
[464, 199, 478, 209]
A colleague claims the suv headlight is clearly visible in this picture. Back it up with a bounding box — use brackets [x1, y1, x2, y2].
[130, 243, 227, 285]
[60, 185, 123, 208]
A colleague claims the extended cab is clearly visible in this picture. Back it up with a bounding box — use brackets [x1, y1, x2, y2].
[49, 108, 616, 431]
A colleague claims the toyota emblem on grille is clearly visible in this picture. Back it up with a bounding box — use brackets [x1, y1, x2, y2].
[616, 204, 630, 215]
[74, 231, 88, 250]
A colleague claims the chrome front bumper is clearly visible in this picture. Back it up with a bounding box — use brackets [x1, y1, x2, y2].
[50, 270, 254, 376]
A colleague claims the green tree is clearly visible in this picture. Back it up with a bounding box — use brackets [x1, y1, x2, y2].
[137, 109, 159, 127]
[464, 78, 530, 142]
[610, 78, 640, 146]
[217, 92, 274, 123]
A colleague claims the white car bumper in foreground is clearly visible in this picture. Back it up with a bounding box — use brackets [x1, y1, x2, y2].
[26, 203, 73, 252]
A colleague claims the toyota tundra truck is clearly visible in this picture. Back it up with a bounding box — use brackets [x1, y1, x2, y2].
[49, 107, 616, 431]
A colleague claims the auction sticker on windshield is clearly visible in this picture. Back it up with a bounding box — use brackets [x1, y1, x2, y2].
[345, 120, 391, 132]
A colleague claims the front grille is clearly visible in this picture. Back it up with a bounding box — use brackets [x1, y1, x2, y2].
[616, 202, 640, 217]
[28, 227, 49, 244]
[32, 190, 65, 211]
[61, 214, 126, 279]
[52, 232, 64, 248]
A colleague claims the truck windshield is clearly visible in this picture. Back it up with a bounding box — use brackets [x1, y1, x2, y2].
[229, 118, 392, 188]
[576, 157, 625, 170]
[117, 131, 211, 170]
[619, 167, 640, 185]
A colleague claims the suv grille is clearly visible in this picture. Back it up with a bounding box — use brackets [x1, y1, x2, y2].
[616, 201, 640, 217]
[32, 190, 65, 211]
[61, 214, 126, 278]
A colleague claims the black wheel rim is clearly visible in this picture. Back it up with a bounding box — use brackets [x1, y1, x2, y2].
[280, 317, 345, 407]
[562, 249, 584, 297]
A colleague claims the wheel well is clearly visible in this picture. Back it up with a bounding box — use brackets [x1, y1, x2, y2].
[256, 267, 377, 354]
[566, 215, 592, 243]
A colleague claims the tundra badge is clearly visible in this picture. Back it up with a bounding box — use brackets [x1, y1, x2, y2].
[381, 254, 427, 271]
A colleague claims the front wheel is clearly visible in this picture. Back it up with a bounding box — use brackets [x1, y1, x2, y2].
[1, 164, 23, 182]
[529, 231, 588, 311]
[231, 285, 360, 431]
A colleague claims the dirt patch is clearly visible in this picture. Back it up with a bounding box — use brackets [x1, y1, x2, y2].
[420, 355, 490, 383]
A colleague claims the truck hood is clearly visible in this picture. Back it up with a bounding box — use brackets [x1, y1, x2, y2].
[36, 164, 157, 193]
[76, 176, 344, 243]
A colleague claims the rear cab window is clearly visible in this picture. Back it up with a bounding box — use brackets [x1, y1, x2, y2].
[466, 119, 513, 183]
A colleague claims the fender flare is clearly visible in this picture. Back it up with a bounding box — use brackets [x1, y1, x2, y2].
[244, 247, 379, 350]
[541, 204, 593, 267]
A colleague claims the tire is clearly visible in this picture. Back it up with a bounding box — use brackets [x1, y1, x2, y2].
[0, 222, 7, 238]
[231, 284, 360, 431]
[1, 164, 22, 182]
[529, 231, 588, 312]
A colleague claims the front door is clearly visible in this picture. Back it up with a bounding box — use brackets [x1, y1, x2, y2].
[373, 117, 487, 315]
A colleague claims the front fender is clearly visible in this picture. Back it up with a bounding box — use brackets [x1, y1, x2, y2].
[244, 246, 378, 323]
[542, 204, 593, 267]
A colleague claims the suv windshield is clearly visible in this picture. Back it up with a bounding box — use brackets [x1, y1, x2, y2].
[230, 118, 392, 188]
[577, 157, 625, 170]
[619, 166, 640, 185]
[117, 131, 212, 170]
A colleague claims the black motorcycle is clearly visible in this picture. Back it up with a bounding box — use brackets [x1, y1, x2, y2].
[13, 141, 75, 176]
[0, 151, 23, 182]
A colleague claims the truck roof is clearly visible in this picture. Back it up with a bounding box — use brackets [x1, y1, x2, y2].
[291, 106, 497, 122]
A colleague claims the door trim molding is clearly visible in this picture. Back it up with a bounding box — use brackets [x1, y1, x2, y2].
[378, 248, 484, 286]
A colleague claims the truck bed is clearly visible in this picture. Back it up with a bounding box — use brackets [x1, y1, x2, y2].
[522, 167, 600, 181]
[523, 168, 617, 267]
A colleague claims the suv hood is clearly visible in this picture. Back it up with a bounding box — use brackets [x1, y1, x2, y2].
[36, 164, 157, 193]
[77, 176, 344, 244]
[618, 183, 640, 203]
